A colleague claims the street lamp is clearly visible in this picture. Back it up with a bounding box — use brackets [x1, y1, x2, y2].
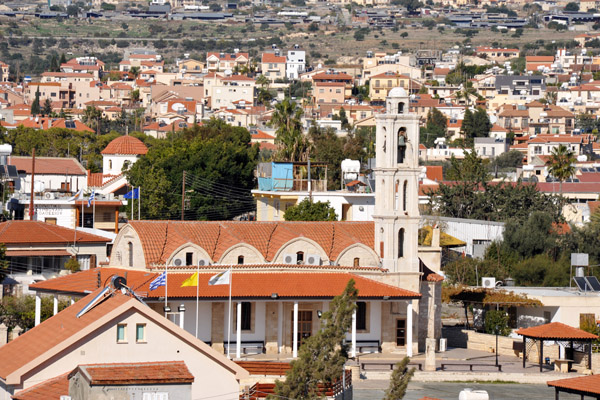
[495, 324, 499, 367]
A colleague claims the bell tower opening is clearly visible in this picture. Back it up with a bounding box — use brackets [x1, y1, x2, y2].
[398, 229, 404, 258]
[398, 102, 405, 114]
[397, 128, 407, 164]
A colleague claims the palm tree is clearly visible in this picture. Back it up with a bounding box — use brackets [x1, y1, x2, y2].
[545, 144, 576, 194]
[544, 91, 557, 105]
[270, 99, 310, 162]
[256, 74, 270, 89]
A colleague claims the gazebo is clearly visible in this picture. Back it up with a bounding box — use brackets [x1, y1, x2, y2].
[515, 322, 599, 372]
[547, 375, 600, 399]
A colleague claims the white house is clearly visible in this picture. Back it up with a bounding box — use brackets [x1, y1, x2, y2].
[286, 48, 306, 80]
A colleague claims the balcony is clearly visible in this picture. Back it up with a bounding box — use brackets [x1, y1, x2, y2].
[256, 162, 328, 193]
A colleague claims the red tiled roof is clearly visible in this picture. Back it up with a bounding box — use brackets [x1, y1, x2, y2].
[262, 53, 286, 63]
[6, 250, 70, 257]
[101, 135, 148, 155]
[30, 267, 156, 295]
[515, 322, 599, 340]
[536, 182, 600, 193]
[74, 361, 194, 385]
[12, 373, 69, 400]
[9, 156, 86, 175]
[131, 271, 421, 299]
[127, 221, 375, 267]
[0, 221, 110, 245]
[588, 200, 600, 214]
[547, 375, 600, 396]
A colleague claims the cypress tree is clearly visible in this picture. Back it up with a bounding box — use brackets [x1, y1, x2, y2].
[42, 98, 52, 117]
[31, 87, 41, 116]
[383, 357, 416, 400]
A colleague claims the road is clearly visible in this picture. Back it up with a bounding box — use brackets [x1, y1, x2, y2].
[353, 382, 581, 400]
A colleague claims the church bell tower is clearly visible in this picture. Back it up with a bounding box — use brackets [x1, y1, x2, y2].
[373, 87, 420, 275]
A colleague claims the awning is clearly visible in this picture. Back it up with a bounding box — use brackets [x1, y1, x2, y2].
[419, 226, 466, 248]
[6, 250, 71, 257]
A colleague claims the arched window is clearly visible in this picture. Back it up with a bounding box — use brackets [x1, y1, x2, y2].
[237, 255, 244, 265]
[296, 251, 304, 264]
[353, 257, 360, 267]
[397, 128, 407, 164]
[403, 181, 408, 212]
[128, 242, 133, 267]
[398, 102, 404, 114]
[398, 229, 404, 258]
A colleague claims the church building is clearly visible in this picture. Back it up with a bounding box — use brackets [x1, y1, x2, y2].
[30, 88, 443, 358]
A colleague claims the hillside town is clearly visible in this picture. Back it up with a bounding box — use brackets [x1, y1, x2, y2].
[0, 0, 600, 399]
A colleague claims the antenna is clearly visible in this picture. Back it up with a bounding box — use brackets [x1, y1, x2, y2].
[76, 275, 148, 319]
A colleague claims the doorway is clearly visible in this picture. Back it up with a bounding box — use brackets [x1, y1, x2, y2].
[396, 319, 406, 346]
[292, 310, 313, 346]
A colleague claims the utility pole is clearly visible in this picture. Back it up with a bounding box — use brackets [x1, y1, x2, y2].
[29, 148, 35, 219]
[181, 170, 186, 221]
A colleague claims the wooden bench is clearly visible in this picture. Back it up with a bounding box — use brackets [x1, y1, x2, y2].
[360, 360, 422, 371]
[224, 341, 265, 355]
[356, 340, 380, 353]
[441, 363, 502, 372]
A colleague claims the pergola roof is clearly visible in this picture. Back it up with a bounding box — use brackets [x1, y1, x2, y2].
[547, 375, 600, 396]
[515, 322, 599, 341]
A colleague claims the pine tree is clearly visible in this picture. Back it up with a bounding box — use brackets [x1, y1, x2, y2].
[42, 98, 52, 116]
[50, 55, 59, 72]
[273, 280, 358, 400]
[59, 53, 67, 65]
[31, 87, 41, 116]
[383, 357, 415, 400]
[460, 108, 474, 145]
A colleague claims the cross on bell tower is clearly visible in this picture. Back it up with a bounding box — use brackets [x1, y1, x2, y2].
[373, 87, 420, 274]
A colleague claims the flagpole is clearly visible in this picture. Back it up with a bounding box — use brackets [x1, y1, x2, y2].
[138, 186, 141, 220]
[92, 192, 96, 230]
[81, 196, 84, 228]
[164, 262, 168, 319]
[227, 266, 232, 359]
[195, 262, 199, 338]
[131, 185, 134, 221]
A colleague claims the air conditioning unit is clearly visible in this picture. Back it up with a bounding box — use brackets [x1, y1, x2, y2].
[60, 396, 72, 400]
[283, 254, 295, 264]
[198, 258, 209, 266]
[306, 254, 321, 266]
[44, 192, 55, 200]
[173, 258, 183, 267]
[481, 277, 496, 288]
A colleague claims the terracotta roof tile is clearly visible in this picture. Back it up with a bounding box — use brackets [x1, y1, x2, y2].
[0, 221, 110, 245]
[262, 53, 286, 63]
[547, 375, 600, 395]
[515, 322, 599, 340]
[101, 135, 148, 155]
[127, 221, 375, 267]
[0, 289, 132, 380]
[138, 271, 421, 299]
[12, 373, 69, 400]
[75, 361, 194, 385]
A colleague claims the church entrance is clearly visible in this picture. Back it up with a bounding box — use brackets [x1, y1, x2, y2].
[292, 310, 313, 346]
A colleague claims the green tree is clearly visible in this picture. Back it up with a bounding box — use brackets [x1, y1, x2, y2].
[308, 22, 319, 32]
[0, 295, 70, 330]
[0, 244, 8, 284]
[383, 357, 415, 400]
[565, 1, 579, 11]
[31, 87, 41, 116]
[420, 108, 447, 147]
[284, 198, 337, 221]
[64, 257, 81, 273]
[461, 108, 491, 146]
[446, 148, 489, 183]
[125, 120, 258, 220]
[82, 106, 103, 134]
[545, 144, 576, 194]
[484, 310, 511, 336]
[270, 99, 309, 162]
[273, 280, 357, 400]
[42, 98, 52, 116]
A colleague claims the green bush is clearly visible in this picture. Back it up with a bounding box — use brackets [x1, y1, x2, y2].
[484, 309, 511, 336]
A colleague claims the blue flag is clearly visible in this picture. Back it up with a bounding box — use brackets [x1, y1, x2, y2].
[87, 190, 95, 207]
[124, 188, 139, 200]
[149, 272, 166, 291]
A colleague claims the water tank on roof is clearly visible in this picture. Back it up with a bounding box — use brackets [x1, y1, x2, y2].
[341, 159, 360, 181]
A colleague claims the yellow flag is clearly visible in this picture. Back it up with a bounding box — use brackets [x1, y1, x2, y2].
[181, 272, 199, 287]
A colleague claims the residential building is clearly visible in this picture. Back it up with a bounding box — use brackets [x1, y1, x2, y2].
[286, 48, 306, 80]
[209, 75, 255, 110]
[474, 137, 510, 158]
[311, 71, 353, 104]
[261, 52, 287, 82]
[60, 56, 105, 79]
[494, 75, 546, 100]
[119, 54, 163, 73]
[475, 47, 519, 63]
[369, 72, 421, 103]
[0, 61, 9, 82]
[0, 288, 248, 399]
[206, 51, 249, 72]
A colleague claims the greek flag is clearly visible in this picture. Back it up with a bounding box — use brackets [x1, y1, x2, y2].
[87, 190, 96, 207]
[149, 272, 166, 291]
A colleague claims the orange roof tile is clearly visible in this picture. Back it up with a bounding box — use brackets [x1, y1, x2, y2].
[515, 322, 599, 340]
[0, 221, 110, 245]
[12, 373, 69, 400]
[74, 361, 194, 385]
[10, 156, 86, 175]
[262, 53, 286, 63]
[547, 375, 600, 396]
[101, 135, 148, 155]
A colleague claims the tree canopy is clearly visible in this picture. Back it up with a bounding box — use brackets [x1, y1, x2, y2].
[125, 119, 259, 220]
[283, 198, 338, 221]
